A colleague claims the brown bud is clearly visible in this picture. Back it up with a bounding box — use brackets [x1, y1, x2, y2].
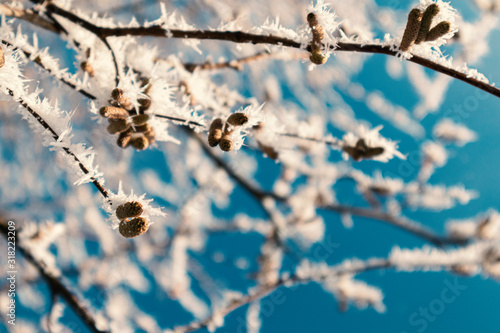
[134, 123, 152, 133]
[208, 118, 224, 147]
[311, 25, 325, 42]
[117, 128, 133, 148]
[100, 106, 129, 120]
[400, 9, 423, 52]
[80, 61, 94, 77]
[131, 135, 149, 151]
[111, 88, 124, 100]
[310, 51, 327, 65]
[138, 98, 151, 111]
[132, 114, 150, 125]
[425, 21, 451, 42]
[116, 201, 144, 220]
[0, 49, 5, 68]
[415, 4, 440, 44]
[226, 113, 249, 126]
[219, 135, 233, 152]
[111, 88, 133, 110]
[119, 217, 149, 238]
[307, 13, 319, 27]
[107, 119, 130, 134]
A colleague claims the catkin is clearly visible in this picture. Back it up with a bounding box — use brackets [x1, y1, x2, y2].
[138, 98, 151, 111]
[307, 12, 319, 27]
[310, 51, 327, 65]
[117, 128, 133, 148]
[134, 123, 152, 133]
[132, 114, 150, 125]
[116, 201, 144, 220]
[80, 61, 94, 77]
[119, 217, 149, 238]
[425, 21, 451, 41]
[0, 48, 4, 68]
[131, 135, 149, 151]
[219, 135, 233, 152]
[208, 118, 224, 147]
[307, 12, 327, 64]
[226, 113, 249, 126]
[400, 9, 423, 52]
[415, 4, 440, 44]
[107, 119, 130, 134]
[111, 88, 133, 110]
[100, 106, 129, 120]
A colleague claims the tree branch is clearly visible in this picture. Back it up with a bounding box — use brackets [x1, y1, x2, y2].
[6, 89, 110, 201]
[319, 203, 465, 246]
[0, 4, 60, 34]
[16, 1, 500, 98]
[172, 258, 390, 332]
[0, 220, 109, 333]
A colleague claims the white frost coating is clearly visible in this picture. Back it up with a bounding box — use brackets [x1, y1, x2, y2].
[0, 18, 92, 97]
[433, 118, 478, 146]
[323, 275, 386, 313]
[306, 0, 340, 53]
[246, 301, 262, 333]
[0, 44, 105, 188]
[446, 210, 500, 240]
[407, 63, 452, 119]
[389, 244, 488, 271]
[18, 222, 66, 276]
[421, 140, 447, 166]
[446, 219, 478, 240]
[404, 182, 478, 211]
[289, 217, 325, 248]
[351, 170, 405, 196]
[366, 91, 425, 138]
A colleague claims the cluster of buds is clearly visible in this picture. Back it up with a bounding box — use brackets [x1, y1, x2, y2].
[400, 4, 451, 52]
[343, 138, 385, 161]
[116, 201, 149, 238]
[307, 13, 327, 65]
[99, 84, 155, 151]
[208, 112, 249, 152]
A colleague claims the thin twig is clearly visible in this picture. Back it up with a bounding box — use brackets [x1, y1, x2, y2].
[180, 50, 306, 72]
[95, 27, 500, 98]
[0, 220, 109, 333]
[173, 258, 392, 332]
[319, 203, 465, 246]
[0, 4, 60, 33]
[2, 40, 97, 100]
[193, 126, 460, 246]
[7, 89, 110, 201]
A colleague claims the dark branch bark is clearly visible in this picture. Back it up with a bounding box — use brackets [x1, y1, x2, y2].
[21, 1, 500, 99]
